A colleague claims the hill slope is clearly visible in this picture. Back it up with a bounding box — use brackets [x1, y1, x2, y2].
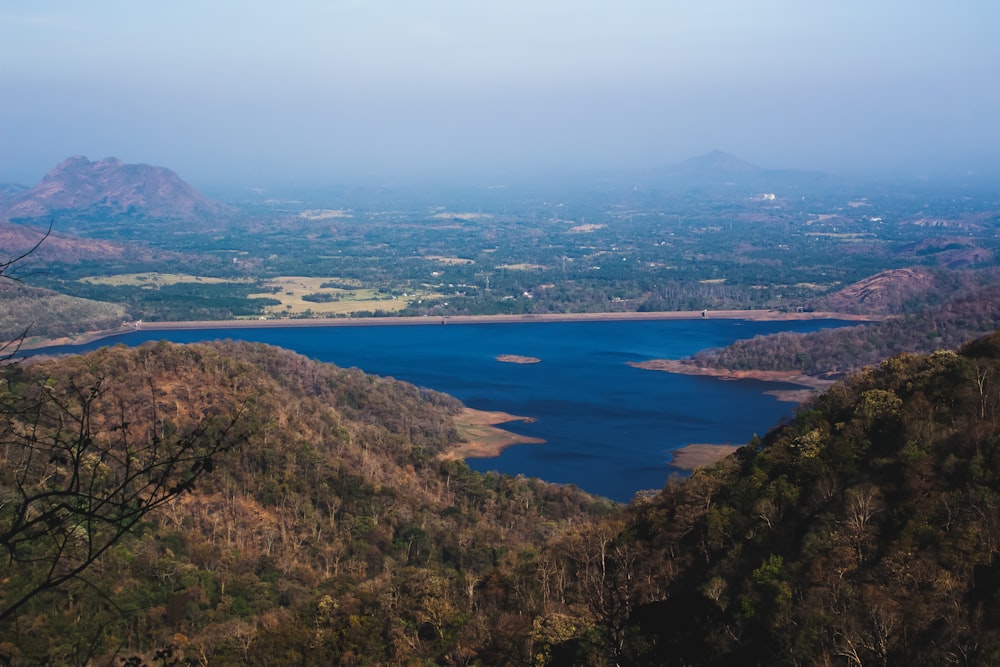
[0, 156, 231, 222]
[0, 280, 127, 343]
[682, 271, 1000, 377]
[7, 334, 1000, 665]
[613, 330, 1000, 665]
[0, 341, 612, 665]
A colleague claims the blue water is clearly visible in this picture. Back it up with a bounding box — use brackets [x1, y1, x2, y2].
[31, 318, 849, 501]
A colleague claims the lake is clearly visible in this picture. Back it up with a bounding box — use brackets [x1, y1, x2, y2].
[31, 317, 850, 501]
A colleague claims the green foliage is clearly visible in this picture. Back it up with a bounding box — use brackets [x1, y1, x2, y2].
[693, 277, 1000, 377]
[0, 281, 127, 341]
[615, 328, 1000, 665]
[0, 341, 614, 665]
[10, 325, 1000, 664]
[20, 178, 1000, 327]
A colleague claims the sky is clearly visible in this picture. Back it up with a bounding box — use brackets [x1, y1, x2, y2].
[2, 1, 998, 189]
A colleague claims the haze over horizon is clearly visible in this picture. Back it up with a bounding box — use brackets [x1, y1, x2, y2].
[2, 1, 998, 190]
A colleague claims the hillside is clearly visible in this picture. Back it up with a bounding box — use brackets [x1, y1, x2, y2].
[677, 270, 1000, 378]
[0, 220, 136, 263]
[610, 331, 1000, 665]
[7, 334, 1000, 664]
[0, 156, 231, 223]
[0, 341, 614, 665]
[0, 280, 127, 343]
[812, 266, 937, 315]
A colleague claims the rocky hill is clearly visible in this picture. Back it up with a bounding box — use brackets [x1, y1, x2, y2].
[815, 266, 937, 315]
[0, 219, 133, 263]
[0, 156, 231, 222]
[678, 269, 1000, 379]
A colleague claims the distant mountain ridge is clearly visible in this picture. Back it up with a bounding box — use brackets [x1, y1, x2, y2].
[669, 149, 763, 177]
[0, 156, 231, 221]
[657, 149, 834, 190]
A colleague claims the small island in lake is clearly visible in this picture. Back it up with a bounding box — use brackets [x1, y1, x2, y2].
[497, 354, 541, 364]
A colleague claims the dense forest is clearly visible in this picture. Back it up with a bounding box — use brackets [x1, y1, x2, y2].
[6, 331, 1000, 664]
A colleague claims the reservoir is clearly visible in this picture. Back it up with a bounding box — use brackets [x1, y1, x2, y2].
[32, 317, 850, 501]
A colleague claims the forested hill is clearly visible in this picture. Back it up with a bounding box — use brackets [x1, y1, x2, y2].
[0, 280, 126, 342]
[8, 335, 1000, 665]
[613, 330, 1000, 665]
[691, 277, 1000, 376]
[0, 341, 615, 665]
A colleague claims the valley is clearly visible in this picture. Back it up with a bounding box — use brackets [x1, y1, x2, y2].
[4, 154, 1000, 665]
[4, 153, 997, 339]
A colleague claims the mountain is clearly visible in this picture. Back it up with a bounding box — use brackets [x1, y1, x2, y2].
[655, 150, 836, 191]
[0, 183, 28, 205]
[0, 156, 232, 222]
[667, 149, 763, 180]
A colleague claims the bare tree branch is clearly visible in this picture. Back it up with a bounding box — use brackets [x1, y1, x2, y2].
[0, 221, 51, 363]
[0, 355, 252, 623]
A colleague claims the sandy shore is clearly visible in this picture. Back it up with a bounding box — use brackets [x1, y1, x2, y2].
[11, 309, 872, 352]
[440, 407, 545, 461]
[670, 444, 742, 470]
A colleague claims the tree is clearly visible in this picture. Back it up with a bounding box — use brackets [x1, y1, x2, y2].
[0, 352, 253, 623]
[0, 231, 252, 625]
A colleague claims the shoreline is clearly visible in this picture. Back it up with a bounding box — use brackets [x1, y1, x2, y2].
[629, 359, 839, 402]
[442, 407, 545, 461]
[11, 309, 873, 352]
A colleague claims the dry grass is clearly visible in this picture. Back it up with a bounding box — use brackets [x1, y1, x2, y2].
[496, 263, 546, 270]
[79, 272, 240, 287]
[670, 444, 741, 470]
[568, 223, 606, 233]
[441, 408, 544, 461]
[248, 276, 444, 316]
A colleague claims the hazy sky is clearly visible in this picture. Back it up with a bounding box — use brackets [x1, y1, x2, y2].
[2, 1, 998, 188]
